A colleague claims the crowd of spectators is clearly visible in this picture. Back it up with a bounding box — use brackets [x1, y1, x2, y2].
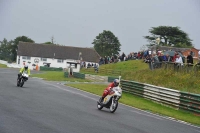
[143, 50, 199, 71]
[98, 51, 145, 65]
[81, 49, 200, 72]
[98, 49, 200, 71]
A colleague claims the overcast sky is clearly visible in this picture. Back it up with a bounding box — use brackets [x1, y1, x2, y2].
[0, 0, 200, 54]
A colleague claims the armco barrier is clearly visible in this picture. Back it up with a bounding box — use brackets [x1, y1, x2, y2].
[40, 66, 63, 71]
[0, 60, 8, 65]
[108, 77, 117, 82]
[179, 92, 200, 114]
[85, 74, 108, 82]
[64, 72, 69, 77]
[143, 84, 180, 108]
[121, 79, 200, 114]
[121, 79, 180, 107]
[121, 80, 144, 97]
[73, 72, 85, 79]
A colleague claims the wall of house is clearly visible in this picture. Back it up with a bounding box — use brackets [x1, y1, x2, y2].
[16, 56, 93, 72]
[182, 48, 199, 59]
[16, 56, 80, 72]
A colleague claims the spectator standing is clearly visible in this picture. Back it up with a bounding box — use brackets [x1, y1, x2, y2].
[172, 51, 178, 62]
[121, 52, 126, 61]
[175, 54, 183, 71]
[187, 51, 193, 72]
[198, 51, 200, 65]
[144, 55, 153, 70]
[152, 53, 160, 69]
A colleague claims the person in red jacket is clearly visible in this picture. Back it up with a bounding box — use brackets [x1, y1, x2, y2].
[101, 79, 120, 102]
[172, 51, 178, 62]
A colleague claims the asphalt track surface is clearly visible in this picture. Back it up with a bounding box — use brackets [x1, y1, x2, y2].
[0, 68, 199, 133]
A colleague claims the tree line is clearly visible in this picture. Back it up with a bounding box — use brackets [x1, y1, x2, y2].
[0, 26, 193, 62]
[0, 36, 62, 62]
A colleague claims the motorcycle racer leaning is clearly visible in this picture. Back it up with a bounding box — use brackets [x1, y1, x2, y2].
[101, 79, 120, 102]
[17, 65, 31, 81]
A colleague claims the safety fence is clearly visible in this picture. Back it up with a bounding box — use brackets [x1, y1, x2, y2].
[0, 60, 8, 65]
[64, 72, 116, 82]
[40, 66, 63, 71]
[180, 92, 200, 114]
[148, 61, 200, 76]
[85, 74, 108, 82]
[82, 67, 121, 76]
[121, 80, 200, 114]
[0, 60, 21, 68]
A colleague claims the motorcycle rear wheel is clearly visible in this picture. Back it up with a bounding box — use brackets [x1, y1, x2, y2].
[97, 98, 103, 110]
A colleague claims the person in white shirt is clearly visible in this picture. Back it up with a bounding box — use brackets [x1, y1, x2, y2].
[175, 54, 183, 67]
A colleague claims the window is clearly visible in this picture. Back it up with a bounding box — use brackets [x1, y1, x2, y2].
[57, 59, 63, 63]
[41, 58, 47, 61]
[22, 56, 31, 60]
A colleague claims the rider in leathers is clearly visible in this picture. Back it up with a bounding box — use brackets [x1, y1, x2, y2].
[17, 65, 30, 81]
[101, 79, 120, 102]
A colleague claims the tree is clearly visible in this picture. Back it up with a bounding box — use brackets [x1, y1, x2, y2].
[92, 30, 121, 57]
[11, 36, 35, 61]
[0, 38, 12, 60]
[144, 26, 193, 48]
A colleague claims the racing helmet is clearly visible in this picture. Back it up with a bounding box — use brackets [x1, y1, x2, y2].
[24, 65, 28, 70]
[113, 79, 119, 86]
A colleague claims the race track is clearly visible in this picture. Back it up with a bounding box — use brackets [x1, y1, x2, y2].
[0, 68, 199, 133]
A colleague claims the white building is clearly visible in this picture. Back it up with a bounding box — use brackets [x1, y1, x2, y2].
[16, 42, 100, 72]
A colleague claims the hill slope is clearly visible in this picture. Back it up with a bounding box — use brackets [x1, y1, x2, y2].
[81, 60, 200, 94]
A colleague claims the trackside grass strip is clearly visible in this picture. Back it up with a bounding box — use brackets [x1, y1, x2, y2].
[31, 71, 91, 82]
[0, 64, 7, 68]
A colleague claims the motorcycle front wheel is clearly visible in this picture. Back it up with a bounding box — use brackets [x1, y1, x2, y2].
[110, 100, 118, 113]
[20, 80, 24, 87]
[17, 78, 20, 87]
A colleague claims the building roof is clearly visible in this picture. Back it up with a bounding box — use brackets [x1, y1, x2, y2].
[17, 42, 100, 62]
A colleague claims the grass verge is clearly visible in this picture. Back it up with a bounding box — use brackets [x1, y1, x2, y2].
[31, 71, 91, 82]
[0, 64, 7, 68]
[66, 83, 200, 126]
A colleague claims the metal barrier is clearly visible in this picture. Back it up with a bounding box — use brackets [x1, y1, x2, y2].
[121, 79, 200, 114]
[64, 72, 69, 77]
[73, 72, 85, 79]
[121, 80, 144, 97]
[143, 83, 180, 108]
[150, 62, 200, 76]
[180, 92, 200, 114]
[85, 74, 108, 82]
[0, 60, 8, 65]
[108, 77, 118, 82]
[83, 67, 121, 76]
[40, 66, 63, 71]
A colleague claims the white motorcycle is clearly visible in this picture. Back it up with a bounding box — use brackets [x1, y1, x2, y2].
[17, 72, 29, 87]
[97, 86, 122, 113]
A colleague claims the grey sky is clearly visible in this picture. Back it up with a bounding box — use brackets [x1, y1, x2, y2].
[0, 0, 200, 55]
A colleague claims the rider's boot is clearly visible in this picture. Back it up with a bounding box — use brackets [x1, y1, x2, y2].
[100, 97, 104, 103]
